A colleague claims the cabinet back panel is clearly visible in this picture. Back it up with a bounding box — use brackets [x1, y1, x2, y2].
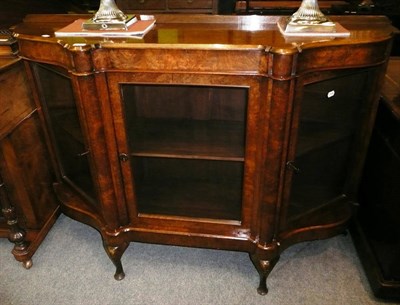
[122, 84, 248, 160]
[123, 85, 247, 121]
[133, 157, 243, 220]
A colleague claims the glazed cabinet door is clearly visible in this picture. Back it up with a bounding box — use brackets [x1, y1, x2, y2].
[107, 72, 264, 235]
[30, 63, 97, 206]
[281, 67, 379, 232]
[29, 61, 132, 230]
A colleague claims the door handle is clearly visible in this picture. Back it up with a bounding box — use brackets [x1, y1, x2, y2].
[286, 161, 301, 174]
[119, 153, 129, 162]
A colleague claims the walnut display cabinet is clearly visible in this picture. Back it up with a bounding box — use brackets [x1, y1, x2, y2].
[12, 14, 394, 294]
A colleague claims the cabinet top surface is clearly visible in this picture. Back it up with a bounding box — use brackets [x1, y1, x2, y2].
[12, 14, 395, 52]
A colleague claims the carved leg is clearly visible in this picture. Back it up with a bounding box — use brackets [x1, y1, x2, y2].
[0, 179, 30, 267]
[103, 240, 129, 281]
[249, 252, 280, 295]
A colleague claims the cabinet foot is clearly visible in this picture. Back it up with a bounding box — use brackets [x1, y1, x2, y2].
[114, 269, 125, 281]
[22, 259, 33, 269]
[250, 253, 280, 295]
[256, 275, 269, 295]
[103, 241, 129, 281]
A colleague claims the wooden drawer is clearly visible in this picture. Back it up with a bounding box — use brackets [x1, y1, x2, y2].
[168, 0, 213, 9]
[117, 0, 166, 11]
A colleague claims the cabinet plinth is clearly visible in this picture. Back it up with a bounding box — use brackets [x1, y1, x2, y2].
[12, 14, 394, 294]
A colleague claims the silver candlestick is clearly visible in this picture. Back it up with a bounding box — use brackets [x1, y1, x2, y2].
[278, 0, 336, 34]
[83, 0, 135, 30]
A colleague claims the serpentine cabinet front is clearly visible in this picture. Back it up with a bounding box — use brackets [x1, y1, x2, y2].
[14, 14, 393, 294]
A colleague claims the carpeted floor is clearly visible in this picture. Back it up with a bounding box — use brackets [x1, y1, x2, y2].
[0, 214, 396, 305]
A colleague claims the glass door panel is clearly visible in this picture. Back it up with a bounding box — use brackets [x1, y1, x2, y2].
[33, 64, 96, 202]
[132, 157, 243, 220]
[287, 71, 370, 220]
[121, 84, 248, 220]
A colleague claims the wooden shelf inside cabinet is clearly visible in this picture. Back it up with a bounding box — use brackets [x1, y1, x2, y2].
[282, 195, 353, 245]
[130, 118, 245, 161]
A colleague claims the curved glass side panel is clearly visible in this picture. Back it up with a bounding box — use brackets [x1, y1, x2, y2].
[287, 70, 370, 220]
[32, 63, 96, 203]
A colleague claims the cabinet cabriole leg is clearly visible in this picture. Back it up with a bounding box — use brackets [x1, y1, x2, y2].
[103, 240, 129, 281]
[249, 248, 280, 295]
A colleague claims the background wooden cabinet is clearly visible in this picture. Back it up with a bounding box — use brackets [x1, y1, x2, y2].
[116, 0, 219, 14]
[352, 58, 400, 300]
[0, 38, 59, 267]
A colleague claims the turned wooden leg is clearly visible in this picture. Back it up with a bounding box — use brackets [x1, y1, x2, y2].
[249, 252, 280, 295]
[103, 240, 129, 280]
[0, 179, 31, 267]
